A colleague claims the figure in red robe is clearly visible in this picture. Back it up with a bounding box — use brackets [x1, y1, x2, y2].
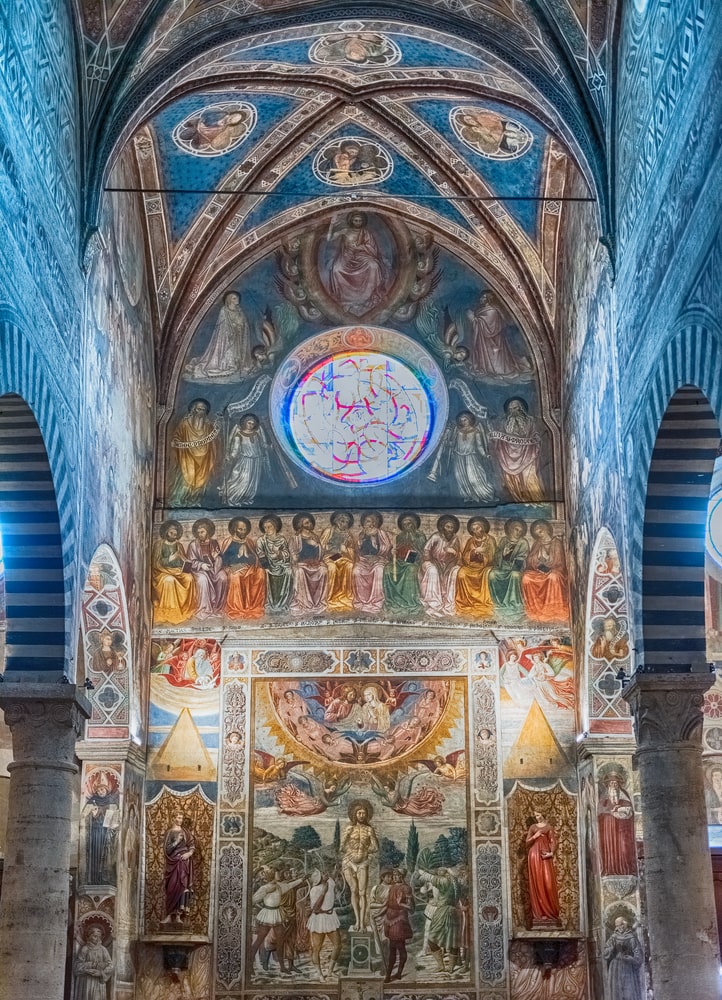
[598, 772, 637, 876]
[525, 811, 560, 928]
[521, 519, 569, 622]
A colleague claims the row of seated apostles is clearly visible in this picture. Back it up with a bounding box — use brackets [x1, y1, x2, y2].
[151, 512, 569, 625]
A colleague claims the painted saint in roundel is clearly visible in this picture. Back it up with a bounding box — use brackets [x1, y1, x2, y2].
[450, 106, 533, 160]
[313, 137, 393, 187]
[172, 102, 256, 156]
[309, 31, 402, 67]
[269, 677, 451, 766]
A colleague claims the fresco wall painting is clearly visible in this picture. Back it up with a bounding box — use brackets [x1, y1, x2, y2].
[132, 632, 595, 998]
[151, 510, 569, 631]
[163, 210, 555, 512]
[585, 530, 632, 735]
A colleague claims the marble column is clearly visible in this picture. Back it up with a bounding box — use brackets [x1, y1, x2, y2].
[0, 682, 90, 1000]
[623, 671, 719, 1000]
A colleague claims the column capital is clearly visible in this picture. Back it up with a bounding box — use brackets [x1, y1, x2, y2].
[0, 683, 91, 768]
[622, 671, 714, 753]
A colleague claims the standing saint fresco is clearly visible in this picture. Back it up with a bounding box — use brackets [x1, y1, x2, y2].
[598, 771, 637, 876]
[169, 398, 220, 507]
[455, 516, 496, 618]
[185, 291, 255, 380]
[525, 810, 560, 928]
[383, 513, 426, 615]
[187, 517, 227, 619]
[325, 211, 388, 315]
[341, 799, 379, 932]
[490, 397, 545, 502]
[420, 515, 462, 618]
[428, 411, 495, 502]
[604, 917, 644, 1000]
[256, 514, 293, 613]
[151, 520, 196, 625]
[73, 926, 114, 1000]
[466, 291, 532, 378]
[82, 770, 120, 885]
[222, 516, 266, 619]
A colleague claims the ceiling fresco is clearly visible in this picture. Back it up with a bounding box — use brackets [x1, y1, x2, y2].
[76, 1, 614, 121]
[74, 6, 609, 418]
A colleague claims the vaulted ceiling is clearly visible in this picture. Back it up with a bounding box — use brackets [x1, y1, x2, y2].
[72, 1, 616, 401]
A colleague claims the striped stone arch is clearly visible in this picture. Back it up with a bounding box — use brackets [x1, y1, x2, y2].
[0, 316, 77, 674]
[627, 323, 722, 668]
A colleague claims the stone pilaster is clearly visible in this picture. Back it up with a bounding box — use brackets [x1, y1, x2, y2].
[0, 683, 91, 1000]
[623, 672, 719, 1000]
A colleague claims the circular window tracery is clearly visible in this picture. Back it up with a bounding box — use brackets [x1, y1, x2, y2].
[270, 326, 447, 486]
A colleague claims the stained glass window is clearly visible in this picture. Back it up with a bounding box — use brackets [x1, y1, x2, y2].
[286, 350, 433, 484]
[270, 326, 447, 487]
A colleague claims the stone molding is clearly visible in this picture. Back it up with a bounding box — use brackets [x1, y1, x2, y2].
[0, 683, 91, 766]
[623, 671, 713, 754]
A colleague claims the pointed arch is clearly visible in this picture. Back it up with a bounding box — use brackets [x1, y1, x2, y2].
[641, 386, 718, 668]
[80, 544, 135, 740]
[626, 324, 722, 664]
[0, 316, 77, 674]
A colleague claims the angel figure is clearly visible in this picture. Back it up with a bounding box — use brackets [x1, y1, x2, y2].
[252, 750, 307, 785]
[369, 770, 445, 816]
[275, 770, 351, 815]
[415, 750, 466, 780]
[222, 412, 297, 505]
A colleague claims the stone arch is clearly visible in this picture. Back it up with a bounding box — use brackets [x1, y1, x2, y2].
[80, 544, 134, 740]
[0, 392, 67, 674]
[0, 316, 77, 675]
[626, 323, 722, 664]
[641, 385, 719, 668]
[584, 527, 632, 733]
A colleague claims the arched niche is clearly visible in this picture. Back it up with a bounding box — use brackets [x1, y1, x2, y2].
[584, 527, 632, 734]
[80, 544, 135, 740]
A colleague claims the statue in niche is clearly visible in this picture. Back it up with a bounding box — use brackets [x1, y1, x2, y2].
[525, 810, 561, 928]
[73, 925, 114, 1000]
[604, 916, 644, 1000]
[160, 811, 196, 926]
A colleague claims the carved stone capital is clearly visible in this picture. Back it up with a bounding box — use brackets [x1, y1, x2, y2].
[0, 683, 91, 768]
[622, 672, 714, 753]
